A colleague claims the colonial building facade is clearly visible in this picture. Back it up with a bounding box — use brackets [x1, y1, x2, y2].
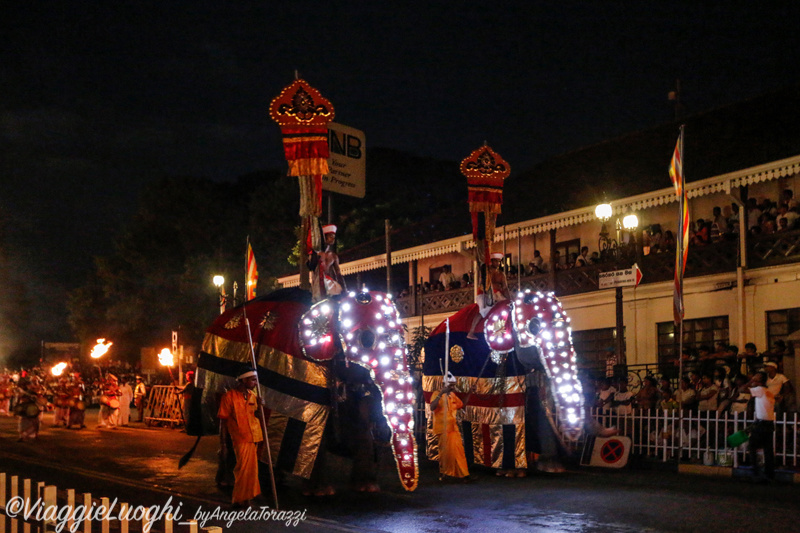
[279, 154, 800, 385]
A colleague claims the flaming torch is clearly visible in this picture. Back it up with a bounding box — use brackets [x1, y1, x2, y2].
[158, 348, 174, 367]
[51, 362, 68, 377]
[90, 339, 113, 359]
[158, 348, 175, 382]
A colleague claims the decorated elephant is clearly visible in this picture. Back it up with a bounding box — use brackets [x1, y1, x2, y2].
[191, 287, 418, 493]
[422, 289, 584, 473]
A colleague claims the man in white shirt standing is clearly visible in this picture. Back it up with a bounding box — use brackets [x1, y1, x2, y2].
[747, 371, 775, 482]
[764, 361, 794, 413]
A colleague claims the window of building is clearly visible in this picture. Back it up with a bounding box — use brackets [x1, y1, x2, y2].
[766, 307, 800, 352]
[657, 316, 729, 365]
[572, 327, 623, 372]
[554, 238, 581, 267]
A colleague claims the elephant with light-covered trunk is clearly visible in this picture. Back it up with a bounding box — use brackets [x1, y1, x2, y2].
[191, 287, 418, 493]
[423, 289, 584, 472]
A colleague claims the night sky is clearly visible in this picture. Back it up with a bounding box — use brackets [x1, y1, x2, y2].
[2, 1, 800, 351]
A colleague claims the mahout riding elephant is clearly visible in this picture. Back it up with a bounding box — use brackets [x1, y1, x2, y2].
[190, 287, 418, 493]
[422, 289, 584, 472]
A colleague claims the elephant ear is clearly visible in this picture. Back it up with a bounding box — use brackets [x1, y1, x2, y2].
[483, 300, 515, 354]
[298, 299, 340, 361]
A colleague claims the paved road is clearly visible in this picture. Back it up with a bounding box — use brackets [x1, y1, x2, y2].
[2, 410, 800, 532]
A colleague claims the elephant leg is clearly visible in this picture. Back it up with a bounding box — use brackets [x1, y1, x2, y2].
[526, 380, 565, 473]
[535, 413, 565, 473]
[351, 397, 380, 492]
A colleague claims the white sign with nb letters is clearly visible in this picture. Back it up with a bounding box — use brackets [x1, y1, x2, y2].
[324, 123, 366, 198]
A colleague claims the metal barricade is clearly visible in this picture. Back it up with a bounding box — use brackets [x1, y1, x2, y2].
[143, 385, 184, 427]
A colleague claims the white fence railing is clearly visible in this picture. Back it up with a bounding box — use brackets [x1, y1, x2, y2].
[590, 408, 800, 467]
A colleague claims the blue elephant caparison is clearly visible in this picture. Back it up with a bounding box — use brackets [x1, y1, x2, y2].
[423, 290, 585, 471]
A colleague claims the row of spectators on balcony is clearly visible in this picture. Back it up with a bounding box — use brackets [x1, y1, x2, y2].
[746, 191, 800, 235]
[641, 189, 799, 253]
[526, 247, 603, 273]
[397, 268, 473, 297]
[642, 225, 677, 254]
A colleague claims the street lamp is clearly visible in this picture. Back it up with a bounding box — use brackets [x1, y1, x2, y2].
[596, 203, 641, 262]
[595, 203, 618, 260]
[595, 205, 640, 368]
[595, 203, 612, 221]
[622, 213, 640, 263]
[622, 214, 639, 231]
[213, 275, 227, 315]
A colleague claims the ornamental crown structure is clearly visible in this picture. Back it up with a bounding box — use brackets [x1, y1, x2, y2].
[269, 79, 335, 127]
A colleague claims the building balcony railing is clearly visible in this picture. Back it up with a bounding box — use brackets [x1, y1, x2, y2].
[396, 229, 800, 318]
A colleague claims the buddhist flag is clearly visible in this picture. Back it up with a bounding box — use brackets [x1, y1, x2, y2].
[669, 126, 689, 325]
[246, 240, 258, 301]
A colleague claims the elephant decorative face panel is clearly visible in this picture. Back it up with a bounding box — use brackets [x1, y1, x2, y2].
[513, 290, 585, 440]
[299, 300, 340, 361]
[483, 300, 516, 356]
[298, 289, 418, 491]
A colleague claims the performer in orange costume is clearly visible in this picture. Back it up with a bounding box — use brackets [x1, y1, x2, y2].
[218, 368, 264, 506]
[430, 374, 469, 480]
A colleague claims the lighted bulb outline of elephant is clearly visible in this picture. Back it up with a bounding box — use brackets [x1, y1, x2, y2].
[422, 289, 585, 470]
[195, 288, 419, 492]
[299, 289, 418, 491]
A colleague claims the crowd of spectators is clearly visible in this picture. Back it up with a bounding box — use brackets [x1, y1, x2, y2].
[591, 340, 795, 417]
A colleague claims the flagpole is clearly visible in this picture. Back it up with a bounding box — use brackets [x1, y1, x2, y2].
[442, 318, 450, 477]
[242, 306, 280, 510]
[677, 124, 685, 460]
